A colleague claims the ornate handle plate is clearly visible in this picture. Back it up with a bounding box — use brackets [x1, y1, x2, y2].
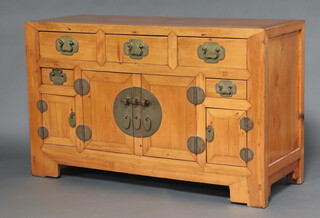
[198, 42, 225, 63]
[56, 36, 79, 56]
[124, 39, 149, 59]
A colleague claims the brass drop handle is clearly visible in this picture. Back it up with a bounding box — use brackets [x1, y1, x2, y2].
[202, 47, 220, 60]
[124, 39, 149, 60]
[198, 42, 225, 63]
[56, 36, 79, 56]
[215, 80, 237, 97]
[127, 43, 144, 57]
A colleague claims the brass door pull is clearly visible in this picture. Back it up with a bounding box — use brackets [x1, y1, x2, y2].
[198, 42, 225, 63]
[56, 36, 79, 56]
[216, 80, 237, 97]
[124, 39, 149, 59]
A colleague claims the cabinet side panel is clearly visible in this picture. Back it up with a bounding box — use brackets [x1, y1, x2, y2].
[266, 31, 301, 164]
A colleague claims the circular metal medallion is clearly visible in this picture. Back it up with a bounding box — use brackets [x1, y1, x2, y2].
[113, 87, 162, 138]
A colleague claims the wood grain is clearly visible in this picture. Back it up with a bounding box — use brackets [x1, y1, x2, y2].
[25, 23, 60, 178]
[141, 75, 197, 161]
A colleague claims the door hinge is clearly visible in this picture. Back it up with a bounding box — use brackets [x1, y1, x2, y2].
[187, 86, 205, 105]
[38, 126, 49, 140]
[240, 117, 254, 132]
[187, 136, 206, 154]
[76, 125, 92, 142]
[74, 78, 90, 96]
[36, 100, 48, 113]
[240, 147, 254, 162]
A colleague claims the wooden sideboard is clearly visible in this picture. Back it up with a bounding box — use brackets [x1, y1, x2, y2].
[25, 15, 305, 207]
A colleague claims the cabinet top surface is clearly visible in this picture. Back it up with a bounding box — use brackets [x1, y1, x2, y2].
[28, 15, 303, 29]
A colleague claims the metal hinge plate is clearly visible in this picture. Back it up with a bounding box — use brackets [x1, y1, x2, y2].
[240, 117, 254, 132]
[74, 78, 90, 96]
[36, 100, 48, 113]
[76, 125, 92, 142]
[187, 136, 206, 154]
[240, 147, 254, 162]
[38, 126, 49, 140]
[186, 86, 205, 105]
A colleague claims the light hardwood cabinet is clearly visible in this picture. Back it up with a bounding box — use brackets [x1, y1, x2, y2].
[25, 15, 305, 208]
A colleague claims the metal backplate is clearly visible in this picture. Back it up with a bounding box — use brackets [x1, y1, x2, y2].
[38, 126, 49, 140]
[36, 100, 48, 113]
[240, 147, 254, 162]
[69, 112, 76, 128]
[74, 78, 90, 96]
[198, 42, 225, 63]
[56, 36, 79, 56]
[124, 39, 149, 59]
[206, 125, 214, 142]
[187, 86, 205, 105]
[215, 80, 237, 97]
[240, 117, 254, 132]
[76, 125, 92, 142]
[49, 68, 67, 85]
[187, 136, 206, 154]
[113, 87, 162, 138]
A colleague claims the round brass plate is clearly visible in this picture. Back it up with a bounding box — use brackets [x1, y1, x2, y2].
[113, 87, 162, 138]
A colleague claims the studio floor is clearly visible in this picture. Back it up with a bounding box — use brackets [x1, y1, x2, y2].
[0, 137, 319, 218]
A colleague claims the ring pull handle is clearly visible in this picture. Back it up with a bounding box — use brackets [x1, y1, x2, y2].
[56, 36, 79, 56]
[198, 42, 225, 63]
[124, 39, 149, 60]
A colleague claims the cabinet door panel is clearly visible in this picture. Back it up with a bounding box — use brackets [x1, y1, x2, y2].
[207, 108, 246, 167]
[82, 71, 134, 154]
[42, 94, 77, 146]
[141, 75, 197, 161]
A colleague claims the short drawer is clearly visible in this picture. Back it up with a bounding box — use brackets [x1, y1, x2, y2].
[178, 37, 247, 69]
[206, 79, 246, 99]
[39, 32, 97, 61]
[41, 68, 74, 86]
[106, 35, 168, 65]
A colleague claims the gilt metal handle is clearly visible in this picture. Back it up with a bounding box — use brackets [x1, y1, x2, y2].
[124, 39, 149, 59]
[198, 42, 225, 63]
[56, 36, 79, 56]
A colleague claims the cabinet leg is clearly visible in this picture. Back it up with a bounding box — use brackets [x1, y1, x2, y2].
[31, 152, 60, 178]
[286, 158, 304, 184]
[230, 178, 269, 208]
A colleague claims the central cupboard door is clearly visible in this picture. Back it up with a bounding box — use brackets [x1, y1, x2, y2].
[82, 71, 135, 154]
[141, 75, 197, 161]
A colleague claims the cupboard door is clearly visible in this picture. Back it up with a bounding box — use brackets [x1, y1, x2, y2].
[82, 71, 134, 154]
[141, 75, 197, 161]
[207, 109, 247, 167]
[42, 94, 77, 147]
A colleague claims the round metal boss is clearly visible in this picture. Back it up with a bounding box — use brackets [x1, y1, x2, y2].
[113, 87, 162, 138]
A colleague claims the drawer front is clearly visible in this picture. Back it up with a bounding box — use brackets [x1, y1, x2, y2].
[41, 68, 74, 86]
[178, 37, 247, 69]
[39, 32, 97, 61]
[106, 35, 168, 65]
[206, 79, 247, 99]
